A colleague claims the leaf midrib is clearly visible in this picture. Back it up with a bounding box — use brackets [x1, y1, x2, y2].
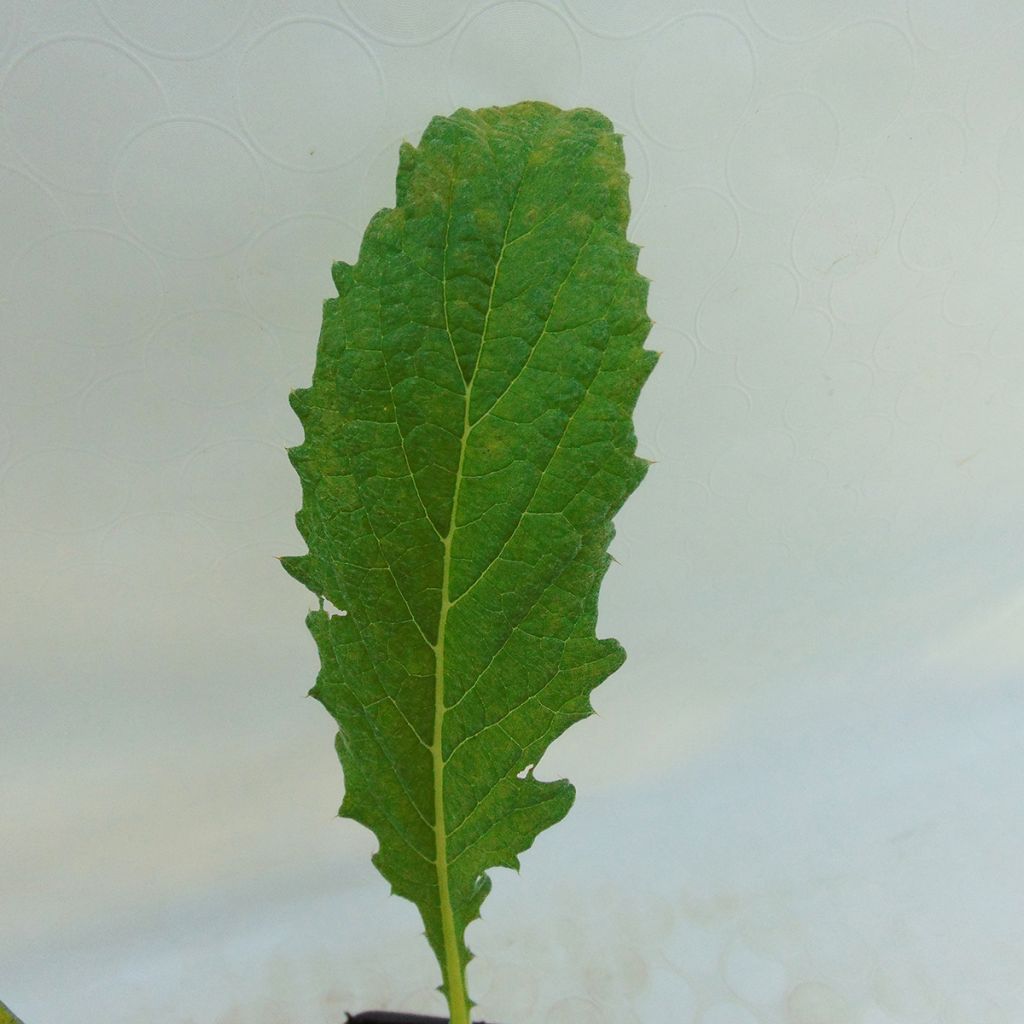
[429, 154, 525, 1021]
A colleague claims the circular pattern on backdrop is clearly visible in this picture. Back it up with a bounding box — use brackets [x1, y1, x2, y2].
[201, 382, 305, 449]
[700, 1004, 759, 1024]
[631, 966, 697, 1021]
[97, 511, 221, 589]
[448, 2, 582, 109]
[93, 0, 254, 59]
[564, 0, 675, 39]
[79, 370, 213, 462]
[736, 305, 832, 391]
[634, 14, 755, 151]
[896, 351, 982, 428]
[874, 298, 971, 375]
[727, 92, 838, 213]
[663, 914, 726, 978]
[242, 214, 362, 333]
[339, 0, 470, 46]
[0, 2, 21, 66]
[0, 449, 131, 533]
[0, 165, 63, 281]
[828, 249, 918, 327]
[943, 247, 1020, 327]
[471, 960, 539, 1020]
[990, 315, 1024, 363]
[742, 0, 849, 42]
[965, 42, 1024, 138]
[360, 130, 420, 215]
[1, 36, 166, 193]
[871, 960, 942, 1021]
[722, 940, 788, 1004]
[656, 383, 752, 476]
[820, 414, 895, 479]
[787, 981, 856, 1024]
[619, 127, 651, 220]
[212, 542, 308, 628]
[809, 22, 914, 142]
[146, 308, 281, 408]
[710, 430, 796, 501]
[182, 439, 294, 522]
[0, 419, 11, 468]
[114, 118, 264, 258]
[0, 334, 96, 408]
[697, 261, 800, 355]
[23, 559, 136, 677]
[633, 186, 739, 326]
[783, 360, 874, 432]
[997, 111, 1024, 185]
[792, 178, 895, 280]
[11, 228, 163, 348]
[544, 997, 611, 1024]
[649, 326, 697, 383]
[908, 0, 1016, 54]
[898, 170, 998, 270]
[872, 111, 965, 194]
[237, 19, 385, 171]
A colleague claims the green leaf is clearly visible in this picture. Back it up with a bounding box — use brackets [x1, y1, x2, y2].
[284, 101, 655, 1022]
[0, 999, 26, 1024]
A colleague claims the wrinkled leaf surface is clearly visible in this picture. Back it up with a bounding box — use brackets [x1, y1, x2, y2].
[284, 101, 655, 1018]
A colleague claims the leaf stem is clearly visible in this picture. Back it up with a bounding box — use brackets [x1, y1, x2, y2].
[431, 579, 469, 1024]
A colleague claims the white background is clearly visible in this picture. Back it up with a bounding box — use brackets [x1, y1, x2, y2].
[2, 1, 1024, 1022]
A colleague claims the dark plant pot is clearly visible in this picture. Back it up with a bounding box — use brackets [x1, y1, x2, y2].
[346, 1014, 498, 1024]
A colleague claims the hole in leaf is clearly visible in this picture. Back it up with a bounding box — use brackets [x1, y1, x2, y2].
[319, 596, 347, 617]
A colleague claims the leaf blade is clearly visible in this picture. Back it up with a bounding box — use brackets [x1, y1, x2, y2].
[286, 101, 655, 1019]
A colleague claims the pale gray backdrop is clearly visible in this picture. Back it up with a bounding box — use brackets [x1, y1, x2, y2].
[2, 1, 1023, 1022]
